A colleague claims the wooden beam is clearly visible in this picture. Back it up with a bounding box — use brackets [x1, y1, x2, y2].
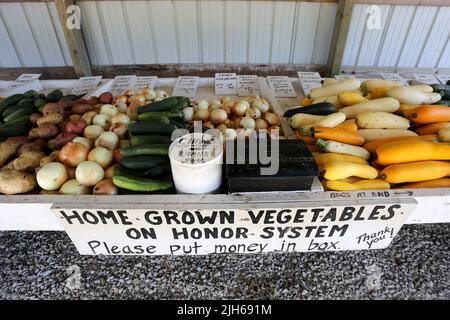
[54, 0, 92, 77]
[0, 67, 76, 80]
[327, 0, 355, 77]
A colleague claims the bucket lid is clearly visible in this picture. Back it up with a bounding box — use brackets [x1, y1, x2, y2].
[169, 132, 223, 166]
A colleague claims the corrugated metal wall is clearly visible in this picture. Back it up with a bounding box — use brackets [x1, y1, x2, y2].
[0, 1, 449, 70]
[342, 4, 450, 69]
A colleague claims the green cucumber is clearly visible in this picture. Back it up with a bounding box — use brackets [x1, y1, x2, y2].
[0, 122, 30, 137]
[17, 98, 33, 107]
[6, 115, 30, 125]
[130, 135, 172, 145]
[113, 175, 173, 192]
[46, 90, 63, 102]
[33, 93, 46, 101]
[0, 94, 25, 114]
[144, 163, 171, 178]
[141, 117, 170, 124]
[128, 122, 177, 135]
[2, 105, 33, 119]
[283, 102, 336, 117]
[170, 119, 187, 129]
[4, 108, 34, 123]
[114, 165, 147, 178]
[120, 144, 169, 157]
[138, 110, 183, 121]
[23, 90, 37, 99]
[33, 97, 47, 109]
[119, 155, 168, 171]
[62, 93, 86, 101]
[137, 96, 190, 113]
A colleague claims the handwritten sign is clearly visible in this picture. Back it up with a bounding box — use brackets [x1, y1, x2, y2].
[413, 74, 439, 85]
[134, 76, 158, 90]
[53, 200, 416, 256]
[298, 72, 322, 96]
[7, 74, 41, 89]
[215, 73, 237, 95]
[172, 76, 199, 98]
[267, 76, 296, 98]
[71, 76, 102, 95]
[237, 75, 261, 96]
[436, 74, 450, 85]
[110, 75, 137, 96]
[380, 73, 409, 85]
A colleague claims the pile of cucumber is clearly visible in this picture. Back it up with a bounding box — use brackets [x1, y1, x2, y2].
[112, 96, 190, 193]
[0, 89, 84, 140]
[432, 83, 450, 106]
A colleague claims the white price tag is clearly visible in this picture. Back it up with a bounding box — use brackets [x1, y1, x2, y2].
[8, 73, 41, 89]
[134, 76, 158, 90]
[215, 73, 237, 95]
[436, 74, 450, 85]
[334, 74, 355, 80]
[172, 76, 199, 98]
[267, 76, 297, 98]
[110, 75, 137, 96]
[71, 76, 102, 95]
[413, 74, 439, 85]
[298, 72, 322, 96]
[380, 73, 409, 85]
[237, 75, 261, 96]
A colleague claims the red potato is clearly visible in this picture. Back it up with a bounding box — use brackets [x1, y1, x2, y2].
[6, 136, 30, 147]
[112, 149, 122, 163]
[29, 124, 59, 139]
[88, 96, 99, 106]
[72, 104, 94, 115]
[66, 120, 87, 135]
[58, 99, 75, 109]
[53, 132, 78, 148]
[18, 139, 47, 156]
[99, 92, 113, 104]
[30, 113, 42, 124]
[58, 120, 69, 133]
[43, 103, 65, 116]
[74, 98, 89, 105]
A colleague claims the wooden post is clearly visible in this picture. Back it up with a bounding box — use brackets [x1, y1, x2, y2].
[55, 0, 92, 77]
[327, 0, 355, 76]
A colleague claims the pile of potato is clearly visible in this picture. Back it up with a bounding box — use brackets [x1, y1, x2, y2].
[0, 87, 167, 195]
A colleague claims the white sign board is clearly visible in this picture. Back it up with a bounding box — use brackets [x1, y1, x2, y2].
[298, 72, 322, 96]
[5, 74, 41, 90]
[53, 201, 416, 255]
[380, 73, 409, 85]
[172, 76, 199, 98]
[436, 74, 450, 85]
[71, 76, 102, 95]
[413, 74, 439, 85]
[237, 75, 261, 96]
[134, 76, 158, 90]
[110, 75, 137, 96]
[215, 73, 237, 95]
[267, 76, 296, 98]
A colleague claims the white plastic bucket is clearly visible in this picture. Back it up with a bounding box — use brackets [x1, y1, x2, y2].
[169, 132, 223, 194]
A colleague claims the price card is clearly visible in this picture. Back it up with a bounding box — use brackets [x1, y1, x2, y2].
[8, 73, 41, 88]
[380, 73, 409, 85]
[71, 76, 102, 95]
[237, 75, 261, 96]
[267, 76, 297, 98]
[215, 73, 237, 95]
[436, 74, 450, 85]
[298, 72, 322, 96]
[110, 75, 137, 96]
[134, 76, 158, 90]
[334, 74, 355, 80]
[172, 76, 199, 98]
[413, 74, 439, 85]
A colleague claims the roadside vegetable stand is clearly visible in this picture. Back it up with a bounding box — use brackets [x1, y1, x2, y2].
[0, 0, 449, 256]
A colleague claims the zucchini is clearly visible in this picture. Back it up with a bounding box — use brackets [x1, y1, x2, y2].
[0, 94, 24, 114]
[144, 163, 171, 178]
[119, 155, 168, 170]
[137, 96, 189, 113]
[0, 122, 30, 137]
[434, 100, 450, 106]
[46, 90, 63, 102]
[4, 108, 34, 123]
[130, 135, 172, 145]
[128, 122, 177, 135]
[113, 175, 173, 192]
[120, 144, 169, 157]
[283, 102, 336, 117]
[138, 110, 183, 121]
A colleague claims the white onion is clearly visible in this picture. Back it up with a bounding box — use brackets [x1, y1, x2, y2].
[100, 104, 118, 117]
[93, 114, 112, 130]
[194, 109, 210, 121]
[115, 101, 128, 113]
[240, 117, 256, 129]
[197, 99, 209, 110]
[37, 162, 68, 191]
[209, 99, 221, 107]
[93, 179, 118, 195]
[220, 96, 231, 104]
[75, 161, 105, 186]
[73, 137, 93, 150]
[111, 113, 130, 125]
[84, 125, 105, 140]
[95, 132, 119, 150]
[88, 147, 113, 169]
[225, 128, 237, 140]
[81, 111, 98, 125]
[156, 90, 168, 98]
[143, 88, 156, 100]
[210, 108, 228, 124]
[59, 179, 91, 195]
[245, 106, 262, 119]
[255, 118, 269, 130]
[182, 107, 194, 121]
[252, 99, 270, 113]
[233, 101, 248, 116]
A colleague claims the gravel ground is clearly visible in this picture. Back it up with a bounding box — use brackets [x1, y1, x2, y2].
[0, 224, 448, 300]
